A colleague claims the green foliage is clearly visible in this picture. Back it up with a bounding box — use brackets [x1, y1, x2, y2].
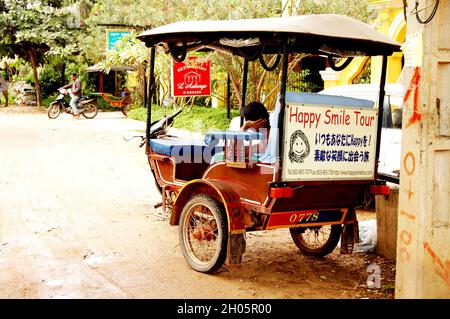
[90, 0, 284, 109]
[294, 0, 376, 23]
[0, 0, 85, 105]
[37, 57, 96, 99]
[0, 0, 79, 58]
[287, 69, 321, 93]
[41, 93, 58, 107]
[39, 65, 61, 97]
[23, 72, 35, 85]
[88, 0, 376, 112]
[1, 0, 377, 108]
[87, 0, 282, 27]
[353, 60, 372, 84]
[128, 105, 240, 133]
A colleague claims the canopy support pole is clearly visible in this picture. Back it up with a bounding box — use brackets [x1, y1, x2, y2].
[276, 41, 289, 177]
[375, 55, 388, 178]
[143, 72, 147, 111]
[227, 73, 231, 119]
[240, 59, 249, 126]
[146, 46, 156, 141]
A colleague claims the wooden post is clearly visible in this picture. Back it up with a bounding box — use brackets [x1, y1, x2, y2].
[376, 185, 399, 259]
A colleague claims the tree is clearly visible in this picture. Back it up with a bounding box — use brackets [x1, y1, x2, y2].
[0, 0, 79, 106]
[87, 0, 377, 110]
[293, 0, 376, 23]
[87, 0, 282, 107]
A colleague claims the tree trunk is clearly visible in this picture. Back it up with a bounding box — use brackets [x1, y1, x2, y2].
[60, 61, 66, 87]
[28, 48, 42, 107]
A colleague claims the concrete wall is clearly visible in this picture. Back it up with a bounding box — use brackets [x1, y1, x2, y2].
[396, 0, 450, 298]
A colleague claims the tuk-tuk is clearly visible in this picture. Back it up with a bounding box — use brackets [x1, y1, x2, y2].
[137, 14, 400, 273]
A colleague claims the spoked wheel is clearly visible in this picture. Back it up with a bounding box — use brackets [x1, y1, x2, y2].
[81, 103, 98, 119]
[290, 224, 342, 257]
[47, 103, 61, 119]
[179, 194, 228, 273]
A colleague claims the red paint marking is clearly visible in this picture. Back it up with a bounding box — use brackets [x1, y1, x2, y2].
[400, 210, 416, 220]
[423, 242, 450, 288]
[404, 152, 416, 176]
[399, 247, 410, 262]
[400, 230, 412, 245]
[404, 67, 422, 128]
[406, 180, 414, 200]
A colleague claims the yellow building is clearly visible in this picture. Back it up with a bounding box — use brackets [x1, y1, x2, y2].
[321, 0, 406, 88]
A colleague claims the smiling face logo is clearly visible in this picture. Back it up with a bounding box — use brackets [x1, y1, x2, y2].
[288, 130, 310, 163]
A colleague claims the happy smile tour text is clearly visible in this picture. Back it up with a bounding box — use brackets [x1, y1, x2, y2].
[289, 105, 376, 129]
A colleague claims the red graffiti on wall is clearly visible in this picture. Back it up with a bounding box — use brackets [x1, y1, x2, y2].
[400, 210, 416, 220]
[404, 67, 422, 128]
[423, 242, 450, 288]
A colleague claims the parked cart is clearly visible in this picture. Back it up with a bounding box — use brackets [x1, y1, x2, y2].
[92, 92, 131, 116]
[136, 14, 400, 273]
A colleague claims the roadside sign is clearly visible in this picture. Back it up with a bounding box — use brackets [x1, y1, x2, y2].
[282, 103, 378, 181]
[106, 30, 131, 51]
[171, 57, 211, 97]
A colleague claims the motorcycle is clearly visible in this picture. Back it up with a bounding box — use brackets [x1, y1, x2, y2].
[47, 88, 99, 119]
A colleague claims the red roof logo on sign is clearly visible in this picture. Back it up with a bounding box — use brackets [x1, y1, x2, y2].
[172, 57, 211, 97]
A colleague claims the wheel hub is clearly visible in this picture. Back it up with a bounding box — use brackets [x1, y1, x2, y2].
[192, 225, 214, 241]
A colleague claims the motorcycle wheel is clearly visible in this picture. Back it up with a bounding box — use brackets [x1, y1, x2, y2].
[48, 103, 61, 119]
[179, 194, 228, 274]
[81, 103, 98, 119]
[290, 224, 342, 257]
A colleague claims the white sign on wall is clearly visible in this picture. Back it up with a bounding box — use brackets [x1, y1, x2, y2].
[282, 103, 378, 181]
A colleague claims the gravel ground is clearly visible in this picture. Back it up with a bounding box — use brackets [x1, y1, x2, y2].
[0, 107, 395, 299]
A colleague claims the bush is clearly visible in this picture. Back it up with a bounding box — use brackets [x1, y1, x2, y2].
[42, 93, 59, 107]
[128, 105, 240, 133]
[39, 66, 61, 97]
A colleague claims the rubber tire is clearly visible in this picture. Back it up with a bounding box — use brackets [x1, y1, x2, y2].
[290, 224, 342, 257]
[47, 103, 61, 119]
[179, 194, 228, 274]
[81, 103, 98, 119]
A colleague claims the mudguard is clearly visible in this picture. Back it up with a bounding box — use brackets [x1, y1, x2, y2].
[171, 179, 245, 234]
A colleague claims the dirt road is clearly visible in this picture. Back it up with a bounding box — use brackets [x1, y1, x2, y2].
[0, 108, 395, 299]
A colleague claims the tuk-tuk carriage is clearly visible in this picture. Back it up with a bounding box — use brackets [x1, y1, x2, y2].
[136, 14, 400, 273]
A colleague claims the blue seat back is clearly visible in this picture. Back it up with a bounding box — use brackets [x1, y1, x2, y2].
[149, 138, 223, 164]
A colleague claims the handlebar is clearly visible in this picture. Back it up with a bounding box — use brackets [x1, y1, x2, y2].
[123, 135, 146, 148]
[149, 109, 183, 139]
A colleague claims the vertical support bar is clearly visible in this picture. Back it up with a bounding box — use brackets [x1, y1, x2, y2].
[240, 59, 249, 126]
[375, 55, 388, 177]
[277, 41, 289, 176]
[143, 70, 147, 110]
[99, 72, 104, 93]
[226, 73, 231, 119]
[146, 46, 156, 141]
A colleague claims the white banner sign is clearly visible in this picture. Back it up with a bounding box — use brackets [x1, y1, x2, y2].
[282, 103, 378, 181]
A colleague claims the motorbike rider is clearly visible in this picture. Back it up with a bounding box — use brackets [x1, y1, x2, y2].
[61, 73, 82, 119]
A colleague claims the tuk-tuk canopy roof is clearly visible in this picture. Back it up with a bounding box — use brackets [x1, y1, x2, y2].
[137, 14, 401, 57]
